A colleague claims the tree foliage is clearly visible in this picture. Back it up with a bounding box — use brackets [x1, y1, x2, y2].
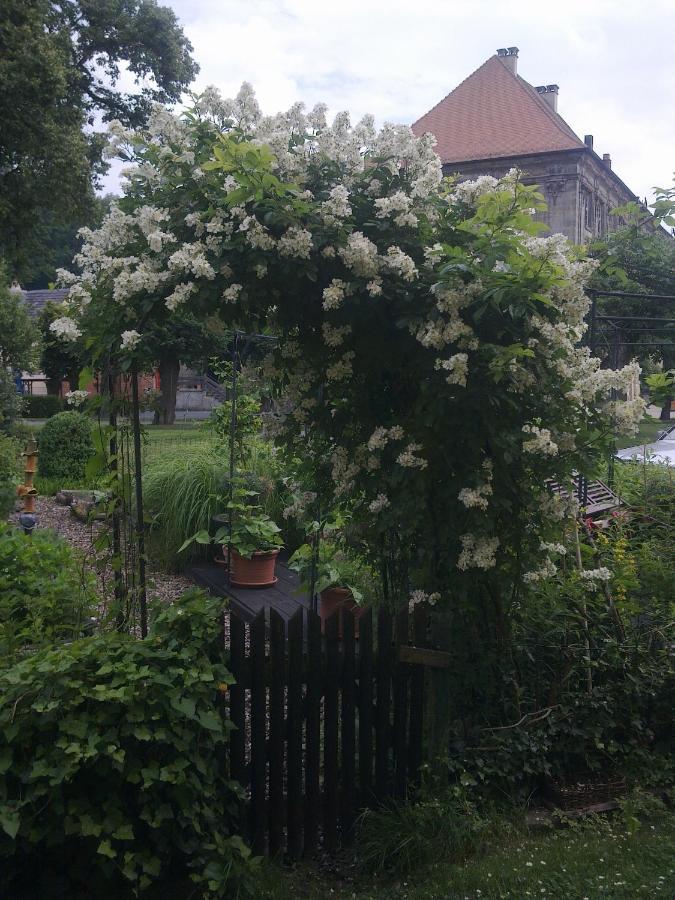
[0, 276, 38, 371]
[589, 198, 675, 369]
[0, 0, 197, 282]
[38, 301, 85, 393]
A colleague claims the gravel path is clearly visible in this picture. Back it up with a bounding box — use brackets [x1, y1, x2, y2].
[10, 496, 194, 608]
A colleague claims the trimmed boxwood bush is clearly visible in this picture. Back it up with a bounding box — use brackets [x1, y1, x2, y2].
[37, 410, 94, 480]
[0, 591, 256, 897]
[22, 394, 64, 419]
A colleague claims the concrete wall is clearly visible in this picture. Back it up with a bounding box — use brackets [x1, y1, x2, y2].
[444, 148, 635, 245]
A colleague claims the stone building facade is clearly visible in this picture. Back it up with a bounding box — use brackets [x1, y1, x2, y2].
[412, 48, 643, 244]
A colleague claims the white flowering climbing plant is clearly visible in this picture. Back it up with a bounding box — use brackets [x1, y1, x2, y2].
[52, 83, 644, 606]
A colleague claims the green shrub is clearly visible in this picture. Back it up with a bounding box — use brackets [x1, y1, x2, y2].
[0, 522, 97, 662]
[0, 435, 20, 519]
[0, 370, 22, 433]
[21, 394, 64, 419]
[0, 591, 256, 897]
[37, 410, 93, 480]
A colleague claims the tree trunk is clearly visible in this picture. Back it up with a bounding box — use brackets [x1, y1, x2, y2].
[660, 398, 672, 421]
[155, 357, 180, 425]
[45, 377, 61, 396]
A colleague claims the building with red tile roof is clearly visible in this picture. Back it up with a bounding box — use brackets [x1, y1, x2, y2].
[412, 48, 642, 243]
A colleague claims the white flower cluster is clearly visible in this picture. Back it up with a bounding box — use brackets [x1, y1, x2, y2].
[396, 442, 427, 469]
[368, 494, 390, 513]
[320, 185, 352, 225]
[374, 191, 418, 228]
[367, 425, 405, 451]
[322, 279, 348, 311]
[408, 590, 441, 612]
[322, 322, 352, 347]
[522, 558, 558, 583]
[121, 329, 141, 351]
[458, 479, 493, 511]
[436, 353, 469, 386]
[65, 390, 89, 407]
[50, 317, 81, 340]
[165, 281, 196, 311]
[579, 567, 612, 588]
[282, 490, 317, 520]
[325, 352, 355, 381]
[338, 232, 379, 278]
[457, 533, 500, 571]
[383, 246, 418, 282]
[278, 227, 313, 259]
[522, 425, 558, 456]
[223, 284, 243, 303]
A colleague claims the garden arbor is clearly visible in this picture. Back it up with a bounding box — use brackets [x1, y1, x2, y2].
[52, 86, 645, 666]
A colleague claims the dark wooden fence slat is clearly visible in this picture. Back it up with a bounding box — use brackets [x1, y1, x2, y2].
[341, 608, 356, 838]
[304, 608, 322, 857]
[375, 607, 393, 800]
[229, 611, 246, 788]
[286, 609, 304, 859]
[323, 611, 340, 852]
[268, 609, 285, 856]
[408, 604, 427, 782]
[393, 604, 409, 800]
[358, 609, 374, 806]
[249, 611, 267, 855]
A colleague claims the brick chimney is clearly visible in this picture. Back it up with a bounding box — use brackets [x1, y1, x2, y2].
[536, 84, 559, 113]
[496, 47, 519, 75]
[602, 153, 612, 169]
[584, 134, 594, 149]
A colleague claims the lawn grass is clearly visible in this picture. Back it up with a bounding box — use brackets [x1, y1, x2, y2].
[258, 810, 675, 900]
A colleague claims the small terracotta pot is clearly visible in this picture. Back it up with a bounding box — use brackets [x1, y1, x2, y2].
[320, 586, 363, 638]
[230, 548, 279, 588]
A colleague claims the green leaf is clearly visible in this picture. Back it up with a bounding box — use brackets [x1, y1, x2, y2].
[97, 839, 116, 859]
[0, 809, 20, 839]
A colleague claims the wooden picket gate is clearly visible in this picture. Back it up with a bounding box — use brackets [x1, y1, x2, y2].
[226, 602, 436, 858]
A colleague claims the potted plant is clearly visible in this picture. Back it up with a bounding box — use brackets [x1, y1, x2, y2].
[288, 541, 367, 636]
[222, 510, 283, 587]
[180, 502, 283, 588]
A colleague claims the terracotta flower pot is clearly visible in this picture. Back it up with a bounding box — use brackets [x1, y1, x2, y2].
[230, 548, 279, 588]
[320, 586, 363, 638]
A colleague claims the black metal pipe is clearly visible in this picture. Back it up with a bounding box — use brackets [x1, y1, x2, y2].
[131, 368, 148, 638]
[227, 332, 239, 586]
[589, 291, 675, 301]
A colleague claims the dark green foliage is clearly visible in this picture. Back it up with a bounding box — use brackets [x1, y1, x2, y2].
[0, 591, 256, 897]
[0, 0, 197, 282]
[357, 793, 486, 876]
[0, 276, 38, 370]
[0, 435, 20, 519]
[0, 370, 23, 434]
[37, 411, 94, 480]
[37, 300, 86, 389]
[0, 523, 96, 662]
[21, 394, 64, 419]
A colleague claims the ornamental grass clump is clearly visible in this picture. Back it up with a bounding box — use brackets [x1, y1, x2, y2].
[0, 590, 256, 898]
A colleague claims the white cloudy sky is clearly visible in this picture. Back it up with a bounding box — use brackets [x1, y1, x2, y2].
[104, 0, 675, 205]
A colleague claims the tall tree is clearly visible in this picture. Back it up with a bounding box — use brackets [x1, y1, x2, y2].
[589, 201, 675, 378]
[0, 0, 198, 282]
[0, 274, 39, 372]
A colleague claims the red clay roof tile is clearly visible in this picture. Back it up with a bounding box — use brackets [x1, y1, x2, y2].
[411, 55, 585, 164]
